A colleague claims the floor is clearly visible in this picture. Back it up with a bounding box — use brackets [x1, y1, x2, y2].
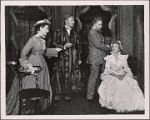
[39, 92, 144, 115]
[6, 64, 145, 115]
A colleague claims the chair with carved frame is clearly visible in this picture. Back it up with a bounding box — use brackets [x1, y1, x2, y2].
[7, 61, 51, 115]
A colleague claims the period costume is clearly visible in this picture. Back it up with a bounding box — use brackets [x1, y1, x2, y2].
[86, 28, 109, 100]
[98, 53, 144, 112]
[52, 27, 81, 100]
[6, 35, 53, 115]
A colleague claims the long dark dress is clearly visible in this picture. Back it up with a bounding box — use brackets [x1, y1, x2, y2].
[52, 27, 81, 100]
[6, 35, 52, 115]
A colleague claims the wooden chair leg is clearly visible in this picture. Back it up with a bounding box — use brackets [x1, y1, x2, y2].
[47, 97, 51, 114]
[22, 99, 26, 115]
[19, 97, 22, 115]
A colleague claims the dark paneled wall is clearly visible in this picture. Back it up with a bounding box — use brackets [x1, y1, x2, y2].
[133, 5, 144, 89]
[119, 5, 144, 89]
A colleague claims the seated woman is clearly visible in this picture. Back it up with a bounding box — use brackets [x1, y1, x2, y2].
[98, 40, 144, 113]
[6, 19, 61, 115]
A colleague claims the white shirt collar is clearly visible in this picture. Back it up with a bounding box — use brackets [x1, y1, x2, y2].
[65, 25, 72, 30]
[65, 26, 72, 36]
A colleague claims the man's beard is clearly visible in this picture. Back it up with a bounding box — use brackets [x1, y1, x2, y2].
[98, 29, 102, 33]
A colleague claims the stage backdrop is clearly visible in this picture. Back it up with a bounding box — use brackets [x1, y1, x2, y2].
[5, 5, 144, 93]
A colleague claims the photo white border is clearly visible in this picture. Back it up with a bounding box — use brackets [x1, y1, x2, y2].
[1, 0, 149, 119]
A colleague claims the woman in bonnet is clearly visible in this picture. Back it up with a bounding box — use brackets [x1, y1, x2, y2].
[6, 19, 60, 115]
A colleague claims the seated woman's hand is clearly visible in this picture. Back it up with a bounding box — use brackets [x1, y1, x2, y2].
[117, 71, 127, 80]
[117, 75, 124, 80]
[110, 72, 124, 80]
[123, 71, 127, 76]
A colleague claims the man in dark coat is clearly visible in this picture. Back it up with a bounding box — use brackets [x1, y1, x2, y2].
[86, 17, 110, 101]
[52, 15, 81, 103]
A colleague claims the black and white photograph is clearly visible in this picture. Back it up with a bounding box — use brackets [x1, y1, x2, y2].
[1, 0, 149, 119]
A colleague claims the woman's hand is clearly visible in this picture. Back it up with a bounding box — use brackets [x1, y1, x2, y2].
[45, 48, 61, 58]
[52, 48, 62, 57]
[118, 71, 127, 80]
[78, 60, 82, 65]
[64, 42, 73, 48]
[19, 62, 35, 74]
[26, 63, 35, 73]
[55, 48, 62, 52]
[117, 75, 124, 80]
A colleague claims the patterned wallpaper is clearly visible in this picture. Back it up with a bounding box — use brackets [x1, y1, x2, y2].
[119, 6, 133, 55]
[133, 6, 144, 62]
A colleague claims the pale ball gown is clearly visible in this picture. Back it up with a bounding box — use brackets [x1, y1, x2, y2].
[98, 53, 144, 113]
